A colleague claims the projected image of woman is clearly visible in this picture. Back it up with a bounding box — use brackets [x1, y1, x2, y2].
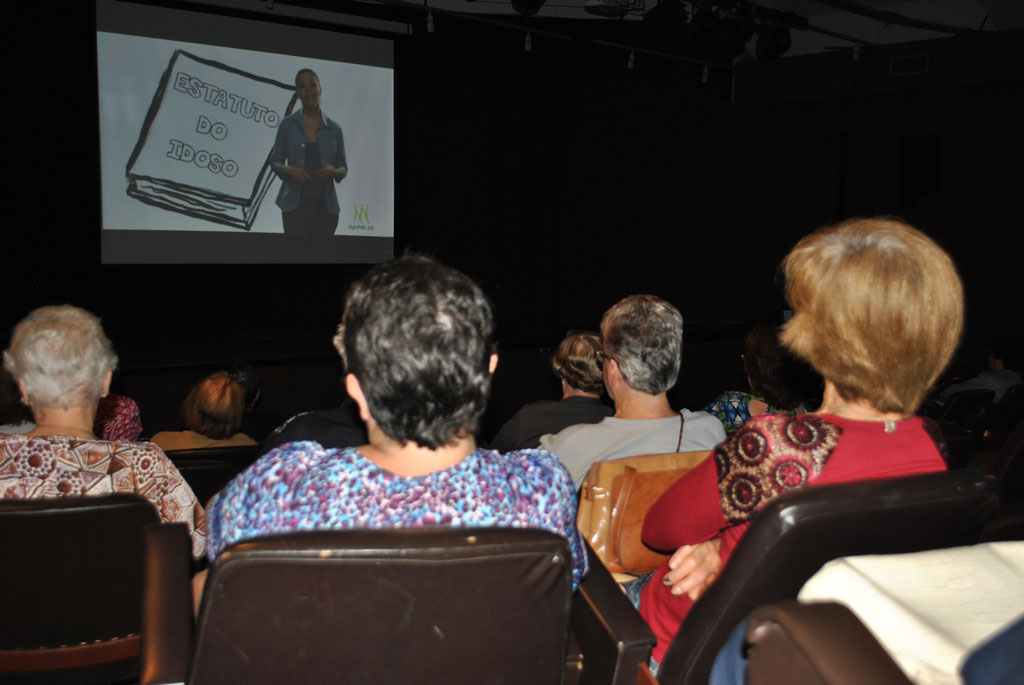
[270, 68, 347, 236]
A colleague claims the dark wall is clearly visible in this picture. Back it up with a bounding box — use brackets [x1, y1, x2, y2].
[8, 3, 1022, 387]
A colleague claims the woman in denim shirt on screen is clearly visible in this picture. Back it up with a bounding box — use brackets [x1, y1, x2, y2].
[270, 68, 347, 237]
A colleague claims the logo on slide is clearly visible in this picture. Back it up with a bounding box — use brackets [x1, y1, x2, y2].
[353, 204, 370, 224]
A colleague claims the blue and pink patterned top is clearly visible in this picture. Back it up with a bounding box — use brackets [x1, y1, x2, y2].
[207, 442, 588, 589]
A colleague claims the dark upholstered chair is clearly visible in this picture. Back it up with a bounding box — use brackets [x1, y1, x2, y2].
[979, 420, 1024, 541]
[165, 444, 262, 472]
[0, 494, 185, 684]
[170, 460, 240, 509]
[142, 528, 654, 685]
[939, 388, 995, 426]
[655, 470, 1000, 685]
[743, 601, 911, 685]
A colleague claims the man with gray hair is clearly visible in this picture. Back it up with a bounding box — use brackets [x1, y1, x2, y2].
[540, 295, 725, 486]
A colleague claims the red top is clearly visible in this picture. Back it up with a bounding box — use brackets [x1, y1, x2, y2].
[638, 413, 946, 663]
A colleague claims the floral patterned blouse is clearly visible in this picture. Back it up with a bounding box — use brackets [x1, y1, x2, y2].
[703, 390, 795, 435]
[207, 443, 588, 589]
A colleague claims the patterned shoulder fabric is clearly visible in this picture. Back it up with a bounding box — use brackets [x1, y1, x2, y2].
[0, 434, 206, 558]
[94, 394, 144, 442]
[716, 415, 842, 524]
[920, 416, 950, 465]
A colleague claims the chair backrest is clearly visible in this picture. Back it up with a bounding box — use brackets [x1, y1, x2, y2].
[1001, 383, 1024, 404]
[171, 459, 240, 507]
[656, 470, 1000, 685]
[0, 494, 159, 683]
[164, 444, 262, 472]
[941, 388, 995, 424]
[189, 527, 574, 684]
[991, 420, 1024, 502]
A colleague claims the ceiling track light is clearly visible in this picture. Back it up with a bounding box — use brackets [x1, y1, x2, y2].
[525, 30, 532, 52]
[627, 50, 635, 70]
[427, 10, 434, 32]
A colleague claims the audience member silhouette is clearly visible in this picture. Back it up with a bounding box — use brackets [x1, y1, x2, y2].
[490, 331, 612, 452]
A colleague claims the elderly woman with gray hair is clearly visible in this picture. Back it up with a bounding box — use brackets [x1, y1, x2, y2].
[0, 305, 206, 557]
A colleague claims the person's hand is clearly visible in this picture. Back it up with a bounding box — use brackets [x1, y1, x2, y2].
[662, 538, 722, 601]
[280, 165, 313, 183]
[311, 165, 345, 181]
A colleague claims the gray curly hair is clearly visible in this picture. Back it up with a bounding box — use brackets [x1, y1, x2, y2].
[3, 305, 118, 410]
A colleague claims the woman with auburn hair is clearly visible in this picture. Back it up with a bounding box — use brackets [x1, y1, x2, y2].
[151, 371, 257, 451]
[634, 217, 962, 668]
[0, 305, 206, 558]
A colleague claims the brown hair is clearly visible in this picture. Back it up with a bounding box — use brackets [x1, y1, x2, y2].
[743, 325, 800, 410]
[182, 371, 245, 440]
[780, 217, 963, 414]
[551, 331, 604, 394]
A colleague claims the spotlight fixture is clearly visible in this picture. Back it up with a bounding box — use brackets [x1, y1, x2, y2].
[525, 30, 532, 52]
[627, 50, 635, 70]
[701, 64, 708, 83]
[427, 10, 434, 32]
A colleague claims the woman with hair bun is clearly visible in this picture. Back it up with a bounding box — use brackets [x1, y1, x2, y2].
[636, 217, 961, 667]
[0, 305, 206, 558]
[490, 331, 612, 452]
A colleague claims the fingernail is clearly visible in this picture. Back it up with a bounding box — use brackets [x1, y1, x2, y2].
[663, 576, 674, 586]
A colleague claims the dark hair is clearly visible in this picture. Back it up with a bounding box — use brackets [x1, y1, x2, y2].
[295, 68, 320, 87]
[742, 325, 800, 410]
[990, 337, 1023, 372]
[551, 331, 604, 394]
[227, 361, 261, 408]
[333, 255, 495, 449]
[182, 371, 245, 440]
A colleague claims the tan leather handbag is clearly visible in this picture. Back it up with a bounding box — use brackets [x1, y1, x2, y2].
[577, 450, 711, 577]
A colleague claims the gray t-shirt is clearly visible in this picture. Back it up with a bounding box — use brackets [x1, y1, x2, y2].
[539, 409, 727, 487]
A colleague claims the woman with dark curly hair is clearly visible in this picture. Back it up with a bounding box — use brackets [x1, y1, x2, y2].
[703, 324, 804, 435]
[205, 256, 587, 589]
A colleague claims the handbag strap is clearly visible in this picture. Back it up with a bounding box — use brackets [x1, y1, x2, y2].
[608, 465, 638, 565]
[675, 413, 685, 452]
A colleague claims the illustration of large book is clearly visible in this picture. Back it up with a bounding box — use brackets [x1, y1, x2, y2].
[126, 50, 296, 230]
